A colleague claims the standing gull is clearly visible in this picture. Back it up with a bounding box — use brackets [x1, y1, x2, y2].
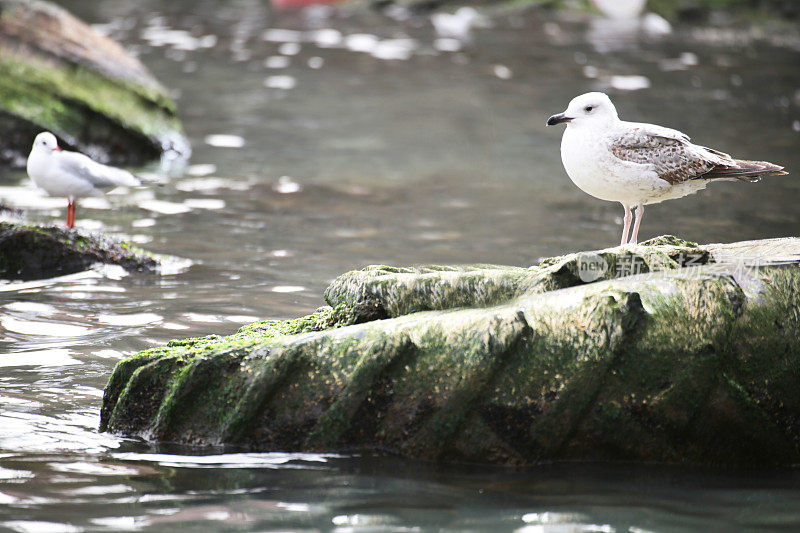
[27, 132, 140, 229]
[546, 92, 787, 245]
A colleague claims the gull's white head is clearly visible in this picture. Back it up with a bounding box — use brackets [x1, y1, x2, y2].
[32, 131, 60, 153]
[546, 92, 618, 129]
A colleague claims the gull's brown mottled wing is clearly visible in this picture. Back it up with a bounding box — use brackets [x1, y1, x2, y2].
[608, 124, 786, 185]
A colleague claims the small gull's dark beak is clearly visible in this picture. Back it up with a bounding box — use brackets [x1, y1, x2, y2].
[546, 113, 571, 126]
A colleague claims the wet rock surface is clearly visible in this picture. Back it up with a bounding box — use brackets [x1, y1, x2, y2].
[0, 222, 158, 279]
[101, 236, 800, 466]
[0, 0, 188, 167]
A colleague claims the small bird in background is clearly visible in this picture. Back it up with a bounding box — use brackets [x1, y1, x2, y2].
[546, 92, 787, 245]
[592, 0, 646, 19]
[431, 7, 491, 41]
[27, 132, 140, 229]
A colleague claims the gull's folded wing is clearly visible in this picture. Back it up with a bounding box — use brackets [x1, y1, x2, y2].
[57, 151, 140, 189]
[608, 124, 785, 184]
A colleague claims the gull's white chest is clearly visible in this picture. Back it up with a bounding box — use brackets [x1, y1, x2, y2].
[560, 125, 670, 205]
[27, 151, 97, 198]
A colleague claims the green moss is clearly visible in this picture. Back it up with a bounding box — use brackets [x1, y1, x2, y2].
[112, 306, 360, 375]
[0, 221, 158, 280]
[640, 235, 699, 248]
[99, 352, 164, 431]
[101, 238, 800, 466]
[238, 304, 361, 336]
[323, 238, 713, 324]
[161, 307, 343, 357]
[0, 54, 180, 142]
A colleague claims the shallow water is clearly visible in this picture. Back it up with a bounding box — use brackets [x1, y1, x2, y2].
[1, 0, 800, 531]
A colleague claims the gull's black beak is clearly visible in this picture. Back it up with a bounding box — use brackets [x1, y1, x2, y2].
[546, 113, 571, 126]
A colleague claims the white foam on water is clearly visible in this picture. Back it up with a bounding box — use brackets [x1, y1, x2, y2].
[1, 318, 89, 337]
[138, 200, 192, 215]
[262, 28, 303, 42]
[185, 163, 217, 177]
[183, 199, 226, 210]
[204, 134, 245, 148]
[271, 285, 305, 293]
[97, 313, 163, 326]
[264, 75, 297, 90]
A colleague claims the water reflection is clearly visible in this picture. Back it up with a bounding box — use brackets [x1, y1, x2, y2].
[3, 446, 800, 531]
[112, 452, 339, 468]
[203, 134, 246, 148]
[0, 350, 81, 368]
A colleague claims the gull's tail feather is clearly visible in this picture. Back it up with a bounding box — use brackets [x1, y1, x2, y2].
[704, 159, 788, 182]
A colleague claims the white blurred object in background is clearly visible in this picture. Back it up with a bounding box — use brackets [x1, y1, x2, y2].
[592, 0, 646, 19]
[642, 12, 672, 36]
[431, 7, 491, 41]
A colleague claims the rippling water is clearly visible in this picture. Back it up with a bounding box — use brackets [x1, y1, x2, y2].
[1, 0, 800, 530]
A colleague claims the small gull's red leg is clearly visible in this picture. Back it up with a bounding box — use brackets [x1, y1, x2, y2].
[66, 199, 75, 229]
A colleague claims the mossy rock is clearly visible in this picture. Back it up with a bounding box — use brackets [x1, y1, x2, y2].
[0, 0, 188, 167]
[324, 236, 711, 321]
[0, 221, 158, 279]
[101, 236, 800, 466]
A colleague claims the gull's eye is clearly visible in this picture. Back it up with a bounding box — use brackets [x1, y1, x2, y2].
[584, 105, 594, 113]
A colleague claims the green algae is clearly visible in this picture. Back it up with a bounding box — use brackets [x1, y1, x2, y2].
[0, 0, 187, 167]
[128, 305, 359, 363]
[99, 305, 362, 434]
[0, 221, 157, 280]
[0, 53, 181, 164]
[101, 237, 800, 466]
[0, 55, 178, 138]
[324, 264, 533, 321]
[324, 239, 713, 323]
[305, 333, 415, 449]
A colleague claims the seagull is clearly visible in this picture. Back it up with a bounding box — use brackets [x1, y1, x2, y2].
[431, 7, 490, 41]
[546, 92, 787, 245]
[592, 0, 646, 19]
[27, 132, 140, 229]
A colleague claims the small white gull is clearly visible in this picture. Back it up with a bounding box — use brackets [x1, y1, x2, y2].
[431, 7, 490, 41]
[592, 0, 646, 19]
[26, 132, 140, 229]
[547, 92, 787, 245]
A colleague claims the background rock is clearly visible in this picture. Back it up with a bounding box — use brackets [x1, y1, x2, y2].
[0, 221, 158, 279]
[0, 0, 188, 168]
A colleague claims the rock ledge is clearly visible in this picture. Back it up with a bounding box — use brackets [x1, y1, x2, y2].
[101, 236, 800, 466]
[0, 222, 158, 279]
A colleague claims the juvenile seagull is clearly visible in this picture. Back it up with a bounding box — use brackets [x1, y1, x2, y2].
[547, 92, 787, 245]
[27, 132, 140, 229]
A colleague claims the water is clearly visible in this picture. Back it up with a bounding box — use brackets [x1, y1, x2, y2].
[1, 0, 800, 530]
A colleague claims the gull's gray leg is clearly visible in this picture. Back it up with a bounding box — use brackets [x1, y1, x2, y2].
[629, 203, 644, 244]
[621, 204, 632, 246]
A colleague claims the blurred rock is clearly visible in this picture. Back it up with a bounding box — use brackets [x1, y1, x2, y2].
[0, 222, 158, 279]
[0, 0, 189, 168]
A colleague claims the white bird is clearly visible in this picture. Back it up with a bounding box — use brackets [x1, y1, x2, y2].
[27, 132, 140, 229]
[431, 7, 490, 41]
[592, 0, 646, 19]
[546, 92, 787, 245]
